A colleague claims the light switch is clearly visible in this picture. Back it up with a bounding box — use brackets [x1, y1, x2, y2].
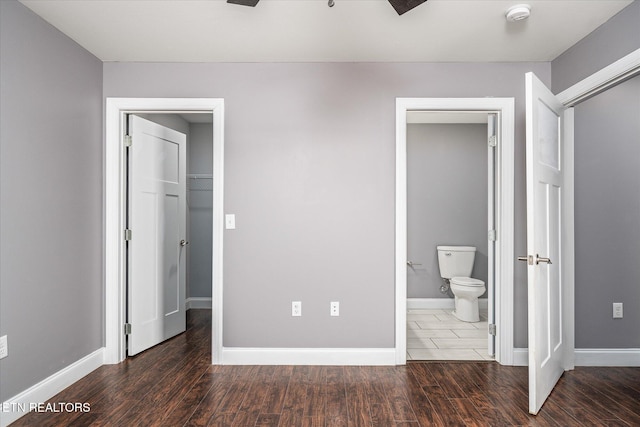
[225, 214, 236, 230]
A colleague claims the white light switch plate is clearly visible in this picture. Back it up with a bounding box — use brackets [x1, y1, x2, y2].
[225, 214, 236, 229]
[613, 302, 623, 318]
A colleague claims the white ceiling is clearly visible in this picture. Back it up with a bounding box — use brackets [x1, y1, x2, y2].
[20, 0, 633, 63]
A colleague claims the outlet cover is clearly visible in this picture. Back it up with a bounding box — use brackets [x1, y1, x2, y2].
[330, 301, 340, 317]
[292, 301, 302, 317]
[0, 335, 7, 359]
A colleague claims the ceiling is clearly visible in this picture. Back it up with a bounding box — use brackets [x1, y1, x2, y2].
[19, 0, 633, 63]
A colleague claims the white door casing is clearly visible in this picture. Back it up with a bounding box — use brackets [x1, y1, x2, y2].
[395, 97, 515, 365]
[127, 115, 187, 356]
[525, 72, 575, 414]
[104, 98, 224, 365]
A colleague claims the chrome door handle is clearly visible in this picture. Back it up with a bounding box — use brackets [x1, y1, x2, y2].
[180, 239, 189, 247]
[407, 261, 422, 267]
[517, 255, 551, 265]
[535, 254, 552, 265]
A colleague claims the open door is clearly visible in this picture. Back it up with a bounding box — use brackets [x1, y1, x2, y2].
[127, 115, 187, 356]
[523, 72, 575, 414]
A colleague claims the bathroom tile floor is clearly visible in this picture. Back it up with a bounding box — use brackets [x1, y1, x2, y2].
[406, 308, 494, 361]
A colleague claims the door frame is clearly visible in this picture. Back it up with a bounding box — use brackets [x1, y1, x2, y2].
[104, 98, 225, 364]
[395, 97, 515, 365]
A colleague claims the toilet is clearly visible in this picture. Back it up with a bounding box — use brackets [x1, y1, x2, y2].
[436, 245, 485, 322]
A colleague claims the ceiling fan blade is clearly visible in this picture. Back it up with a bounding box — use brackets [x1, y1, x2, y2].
[227, 0, 260, 6]
[387, 0, 428, 15]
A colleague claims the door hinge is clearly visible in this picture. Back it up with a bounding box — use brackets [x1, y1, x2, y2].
[489, 324, 496, 336]
[124, 323, 132, 335]
[488, 135, 497, 147]
[124, 229, 132, 241]
[124, 135, 132, 147]
[488, 229, 497, 241]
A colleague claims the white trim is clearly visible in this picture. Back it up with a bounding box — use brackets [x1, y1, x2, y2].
[513, 348, 529, 366]
[511, 348, 640, 367]
[557, 48, 640, 106]
[0, 349, 104, 427]
[186, 297, 212, 309]
[575, 349, 640, 367]
[562, 107, 575, 371]
[407, 297, 488, 311]
[221, 348, 396, 366]
[104, 98, 224, 365]
[396, 98, 515, 366]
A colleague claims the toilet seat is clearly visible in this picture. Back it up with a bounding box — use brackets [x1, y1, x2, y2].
[451, 276, 484, 287]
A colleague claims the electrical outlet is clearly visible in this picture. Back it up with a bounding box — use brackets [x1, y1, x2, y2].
[0, 335, 7, 359]
[292, 301, 302, 317]
[330, 301, 340, 317]
[613, 302, 623, 318]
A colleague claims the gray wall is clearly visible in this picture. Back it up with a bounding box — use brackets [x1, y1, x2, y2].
[551, 0, 640, 350]
[0, 0, 103, 401]
[104, 61, 547, 348]
[190, 123, 214, 175]
[188, 123, 213, 299]
[407, 124, 488, 299]
[552, 1, 640, 93]
[573, 75, 640, 348]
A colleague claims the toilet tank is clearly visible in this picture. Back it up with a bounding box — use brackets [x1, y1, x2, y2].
[436, 246, 476, 279]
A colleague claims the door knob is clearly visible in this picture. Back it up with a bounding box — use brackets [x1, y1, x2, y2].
[180, 240, 189, 247]
[407, 261, 422, 267]
[517, 254, 551, 265]
[517, 255, 532, 265]
[535, 254, 552, 265]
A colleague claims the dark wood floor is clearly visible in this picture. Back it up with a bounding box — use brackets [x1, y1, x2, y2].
[12, 309, 640, 426]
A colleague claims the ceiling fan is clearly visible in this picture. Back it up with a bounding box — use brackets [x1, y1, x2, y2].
[226, 0, 428, 16]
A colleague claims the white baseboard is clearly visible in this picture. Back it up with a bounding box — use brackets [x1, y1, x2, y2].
[221, 347, 396, 366]
[575, 348, 640, 366]
[513, 348, 529, 366]
[1, 348, 104, 427]
[407, 297, 488, 310]
[510, 348, 640, 367]
[186, 297, 212, 309]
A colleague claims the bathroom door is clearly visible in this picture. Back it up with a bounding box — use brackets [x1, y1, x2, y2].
[127, 115, 187, 356]
[524, 72, 575, 415]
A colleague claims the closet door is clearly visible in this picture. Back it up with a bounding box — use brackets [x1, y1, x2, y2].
[127, 115, 187, 356]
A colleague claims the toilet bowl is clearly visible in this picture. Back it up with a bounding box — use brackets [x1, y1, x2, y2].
[436, 245, 486, 323]
[450, 276, 485, 322]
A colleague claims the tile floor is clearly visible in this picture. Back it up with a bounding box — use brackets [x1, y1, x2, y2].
[406, 308, 494, 361]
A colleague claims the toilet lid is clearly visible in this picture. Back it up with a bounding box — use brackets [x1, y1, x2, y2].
[451, 277, 485, 287]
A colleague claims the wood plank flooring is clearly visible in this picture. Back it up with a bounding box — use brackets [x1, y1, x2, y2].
[11, 309, 640, 426]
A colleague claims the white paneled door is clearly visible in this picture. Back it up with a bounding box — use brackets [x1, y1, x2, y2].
[524, 72, 574, 414]
[127, 115, 187, 356]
